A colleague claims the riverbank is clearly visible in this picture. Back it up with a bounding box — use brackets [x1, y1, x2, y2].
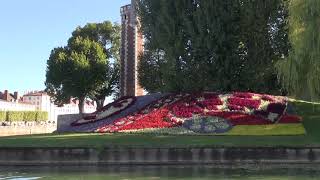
[0, 99, 319, 148]
[1, 147, 320, 166]
[0, 100, 318, 166]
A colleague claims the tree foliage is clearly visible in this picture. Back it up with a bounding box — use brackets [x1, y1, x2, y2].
[45, 21, 120, 113]
[45, 37, 107, 113]
[276, 0, 320, 100]
[70, 22, 121, 110]
[138, 0, 289, 94]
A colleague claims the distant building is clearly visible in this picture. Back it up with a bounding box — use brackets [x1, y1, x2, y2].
[0, 90, 96, 121]
[0, 90, 19, 102]
[0, 99, 36, 112]
[23, 91, 96, 121]
[120, 0, 145, 97]
[0, 90, 35, 111]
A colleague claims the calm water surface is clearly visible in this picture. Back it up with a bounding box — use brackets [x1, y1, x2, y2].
[0, 166, 320, 180]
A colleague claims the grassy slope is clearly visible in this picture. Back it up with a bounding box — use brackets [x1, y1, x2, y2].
[0, 101, 319, 148]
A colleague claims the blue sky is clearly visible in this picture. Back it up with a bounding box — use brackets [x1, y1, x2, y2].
[0, 0, 130, 93]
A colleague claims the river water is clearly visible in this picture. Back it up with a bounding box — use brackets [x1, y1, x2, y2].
[0, 166, 319, 180]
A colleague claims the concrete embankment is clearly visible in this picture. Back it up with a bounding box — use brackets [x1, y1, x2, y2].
[0, 147, 320, 166]
[0, 124, 56, 137]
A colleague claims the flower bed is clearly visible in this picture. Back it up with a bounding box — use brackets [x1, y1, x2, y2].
[91, 92, 304, 135]
[96, 94, 185, 133]
[71, 96, 136, 126]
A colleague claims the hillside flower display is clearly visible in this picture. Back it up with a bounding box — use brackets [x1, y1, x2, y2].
[71, 96, 136, 126]
[93, 92, 302, 134]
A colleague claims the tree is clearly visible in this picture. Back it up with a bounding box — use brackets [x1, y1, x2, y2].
[91, 62, 120, 110]
[70, 22, 121, 110]
[276, 0, 320, 100]
[238, 0, 289, 94]
[138, 0, 289, 94]
[45, 21, 120, 113]
[45, 37, 107, 114]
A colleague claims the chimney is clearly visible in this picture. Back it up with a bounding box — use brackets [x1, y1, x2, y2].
[4, 90, 9, 101]
[14, 92, 18, 101]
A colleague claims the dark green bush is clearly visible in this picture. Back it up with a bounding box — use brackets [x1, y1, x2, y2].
[36, 111, 48, 121]
[7, 111, 24, 121]
[23, 111, 37, 121]
[0, 111, 6, 121]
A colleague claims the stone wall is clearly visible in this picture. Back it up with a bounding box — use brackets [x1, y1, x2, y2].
[0, 147, 320, 166]
[57, 114, 86, 132]
[0, 122, 56, 137]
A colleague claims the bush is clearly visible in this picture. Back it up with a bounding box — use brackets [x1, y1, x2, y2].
[36, 111, 48, 121]
[23, 111, 37, 121]
[0, 111, 6, 121]
[7, 111, 24, 121]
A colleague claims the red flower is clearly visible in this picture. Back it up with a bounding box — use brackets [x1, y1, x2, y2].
[228, 104, 245, 111]
[171, 102, 203, 118]
[118, 108, 177, 131]
[278, 115, 302, 123]
[228, 97, 261, 109]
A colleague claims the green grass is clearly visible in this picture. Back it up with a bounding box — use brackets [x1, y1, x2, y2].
[224, 124, 305, 135]
[122, 124, 305, 136]
[0, 100, 319, 148]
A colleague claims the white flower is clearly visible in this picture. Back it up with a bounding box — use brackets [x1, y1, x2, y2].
[96, 98, 134, 119]
[267, 113, 279, 122]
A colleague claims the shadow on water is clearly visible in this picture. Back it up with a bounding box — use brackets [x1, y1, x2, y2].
[1, 165, 320, 180]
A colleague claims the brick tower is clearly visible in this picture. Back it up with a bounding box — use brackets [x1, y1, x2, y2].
[120, 0, 144, 97]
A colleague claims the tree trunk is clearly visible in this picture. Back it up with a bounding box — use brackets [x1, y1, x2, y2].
[96, 98, 105, 111]
[78, 97, 85, 115]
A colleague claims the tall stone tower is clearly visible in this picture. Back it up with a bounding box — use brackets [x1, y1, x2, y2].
[120, 0, 144, 97]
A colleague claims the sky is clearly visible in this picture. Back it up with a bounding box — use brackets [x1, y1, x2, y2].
[0, 0, 130, 94]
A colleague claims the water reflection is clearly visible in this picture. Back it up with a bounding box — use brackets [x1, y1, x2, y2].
[0, 165, 320, 180]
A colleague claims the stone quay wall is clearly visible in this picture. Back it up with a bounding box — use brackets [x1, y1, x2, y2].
[0, 147, 320, 166]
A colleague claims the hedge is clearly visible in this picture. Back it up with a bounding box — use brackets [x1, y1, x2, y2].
[36, 111, 48, 121]
[23, 111, 37, 121]
[7, 111, 24, 121]
[0, 111, 6, 121]
[0, 111, 49, 122]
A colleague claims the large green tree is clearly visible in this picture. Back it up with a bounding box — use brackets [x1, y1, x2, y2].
[138, 0, 289, 94]
[276, 0, 320, 100]
[45, 37, 107, 113]
[70, 22, 121, 110]
[45, 21, 120, 113]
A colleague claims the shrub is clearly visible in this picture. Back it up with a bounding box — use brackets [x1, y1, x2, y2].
[23, 111, 37, 121]
[0, 111, 6, 121]
[7, 111, 24, 121]
[36, 111, 48, 121]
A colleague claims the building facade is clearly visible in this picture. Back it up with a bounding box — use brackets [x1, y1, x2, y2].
[23, 91, 96, 121]
[0, 100, 36, 112]
[0, 90, 35, 111]
[0, 90, 19, 102]
[120, 0, 145, 97]
[0, 90, 96, 121]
